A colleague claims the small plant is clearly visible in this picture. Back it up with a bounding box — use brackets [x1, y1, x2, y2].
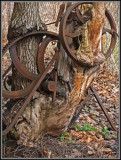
[74, 121, 98, 132]
[82, 107, 90, 113]
[91, 114, 97, 118]
[5, 51, 10, 58]
[71, 123, 117, 139]
[60, 132, 72, 143]
[98, 126, 117, 139]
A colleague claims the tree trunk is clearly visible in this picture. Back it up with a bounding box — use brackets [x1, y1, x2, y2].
[8, 2, 47, 90]
[8, 2, 106, 142]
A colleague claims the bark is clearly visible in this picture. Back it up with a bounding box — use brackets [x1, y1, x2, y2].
[8, 2, 106, 142]
[8, 2, 47, 90]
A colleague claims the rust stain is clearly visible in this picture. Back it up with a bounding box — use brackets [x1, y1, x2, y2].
[74, 73, 84, 92]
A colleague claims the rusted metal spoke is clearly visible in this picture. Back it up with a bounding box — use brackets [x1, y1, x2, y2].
[102, 28, 119, 38]
[55, 3, 65, 27]
[75, 7, 85, 24]
[102, 28, 112, 35]
[37, 37, 58, 101]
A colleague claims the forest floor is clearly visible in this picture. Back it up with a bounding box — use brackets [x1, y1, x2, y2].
[2, 64, 119, 159]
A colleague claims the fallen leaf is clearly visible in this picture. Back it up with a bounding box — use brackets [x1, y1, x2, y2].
[70, 131, 84, 138]
[79, 135, 92, 143]
[43, 146, 51, 158]
[5, 146, 11, 155]
[108, 151, 115, 158]
[88, 131, 96, 136]
[28, 141, 34, 148]
[88, 150, 94, 155]
[101, 148, 112, 153]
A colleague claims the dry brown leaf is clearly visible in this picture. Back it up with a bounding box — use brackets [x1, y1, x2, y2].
[28, 141, 34, 148]
[5, 146, 11, 155]
[23, 138, 28, 146]
[96, 134, 104, 141]
[88, 131, 96, 136]
[92, 135, 100, 142]
[79, 135, 92, 143]
[101, 148, 112, 153]
[70, 131, 84, 138]
[108, 151, 115, 158]
[94, 142, 99, 149]
[43, 146, 52, 158]
[88, 150, 94, 155]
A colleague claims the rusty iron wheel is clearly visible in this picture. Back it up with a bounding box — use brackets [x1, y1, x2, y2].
[2, 31, 59, 99]
[59, 2, 117, 66]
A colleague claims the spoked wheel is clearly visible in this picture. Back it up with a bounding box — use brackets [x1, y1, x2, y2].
[59, 2, 118, 66]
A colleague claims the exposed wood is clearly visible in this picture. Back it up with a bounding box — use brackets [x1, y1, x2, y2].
[76, 2, 106, 66]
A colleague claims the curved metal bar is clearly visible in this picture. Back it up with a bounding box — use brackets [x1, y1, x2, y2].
[102, 28, 112, 35]
[37, 36, 59, 74]
[2, 80, 36, 99]
[2, 31, 59, 57]
[10, 44, 38, 81]
[75, 7, 85, 24]
[104, 8, 117, 60]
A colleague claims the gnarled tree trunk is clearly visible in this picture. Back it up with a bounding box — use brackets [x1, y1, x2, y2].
[7, 2, 106, 143]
